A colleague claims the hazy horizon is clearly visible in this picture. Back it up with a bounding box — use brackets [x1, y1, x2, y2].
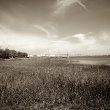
[0, 0, 110, 55]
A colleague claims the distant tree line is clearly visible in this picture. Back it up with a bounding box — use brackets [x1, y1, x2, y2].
[0, 48, 28, 59]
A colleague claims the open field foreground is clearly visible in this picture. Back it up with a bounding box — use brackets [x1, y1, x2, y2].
[0, 58, 110, 110]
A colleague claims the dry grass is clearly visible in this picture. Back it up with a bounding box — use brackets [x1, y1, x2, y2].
[0, 57, 110, 110]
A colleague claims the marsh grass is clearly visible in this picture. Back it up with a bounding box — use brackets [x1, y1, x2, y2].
[0, 58, 110, 110]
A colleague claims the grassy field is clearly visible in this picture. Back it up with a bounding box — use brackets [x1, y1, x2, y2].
[0, 57, 110, 110]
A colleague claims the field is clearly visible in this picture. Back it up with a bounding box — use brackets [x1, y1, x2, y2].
[0, 57, 110, 110]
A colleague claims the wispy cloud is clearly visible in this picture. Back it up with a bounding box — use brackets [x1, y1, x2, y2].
[73, 33, 96, 45]
[0, 28, 52, 54]
[0, 24, 9, 32]
[33, 25, 50, 38]
[33, 24, 59, 39]
[54, 0, 88, 16]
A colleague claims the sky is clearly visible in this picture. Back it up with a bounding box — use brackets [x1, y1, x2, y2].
[0, 0, 110, 55]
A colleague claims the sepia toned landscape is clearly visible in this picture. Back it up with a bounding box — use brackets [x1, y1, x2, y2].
[0, 0, 110, 109]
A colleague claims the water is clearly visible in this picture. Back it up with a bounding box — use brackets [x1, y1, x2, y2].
[70, 57, 110, 65]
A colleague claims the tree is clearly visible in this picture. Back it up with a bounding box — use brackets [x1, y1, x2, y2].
[22, 52, 28, 58]
[10, 50, 17, 58]
[0, 48, 28, 59]
[17, 52, 28, 58]
[0, 49, 3, 58]
[2, 49, 11, 59]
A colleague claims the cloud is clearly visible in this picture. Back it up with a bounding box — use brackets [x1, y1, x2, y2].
[33, 24, 57, 38]
[45, 22, 58, 35]
[71, 32, 110, 52]
[33, 23, 59, 39]
[54, 0, 88, 16]
[73, 33, 96, 46]
[48, 31, 110, 55]
[0, 27, 53, 54]
[59, 33, 97, 51]
[74, 33, 86, 41]
[95, 31, 110, 46]
[1, 23, 110, 55]
[0, 24, 9, 32]
[33, 25, 50, 38]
